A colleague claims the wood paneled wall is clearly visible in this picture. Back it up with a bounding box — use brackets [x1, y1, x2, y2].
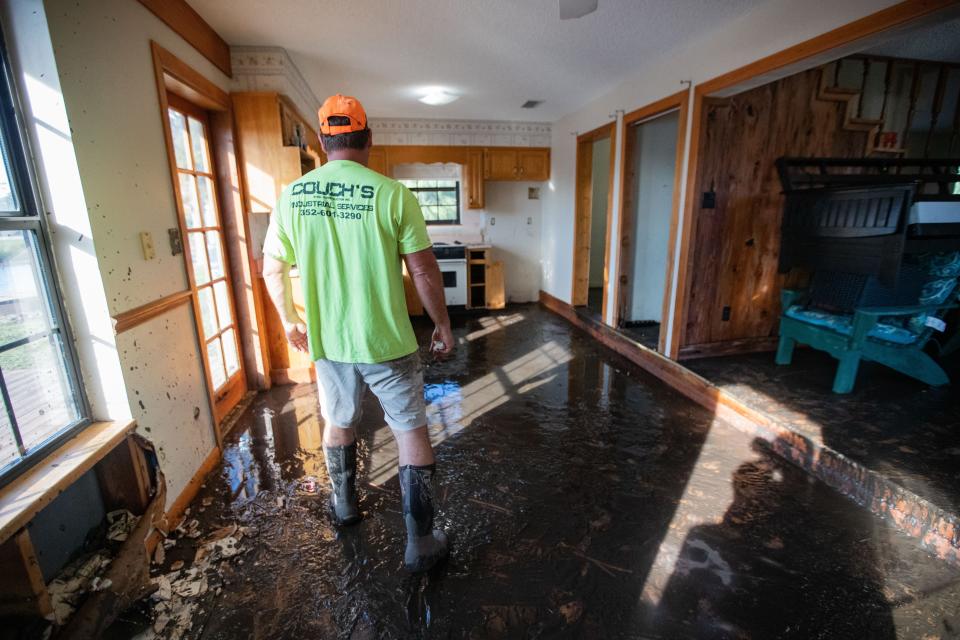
[682, 67, 869, 351]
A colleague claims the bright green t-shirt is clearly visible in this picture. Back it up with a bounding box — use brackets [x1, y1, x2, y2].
[263, 160, 432, 363]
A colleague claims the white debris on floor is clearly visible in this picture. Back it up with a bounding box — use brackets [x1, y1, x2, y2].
[133, 520, 253, 640]
[106, 509, 140, 542]
[46, 509, 140, 624]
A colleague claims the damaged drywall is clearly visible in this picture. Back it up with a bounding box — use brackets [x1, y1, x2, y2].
[42, 434, 166, 638]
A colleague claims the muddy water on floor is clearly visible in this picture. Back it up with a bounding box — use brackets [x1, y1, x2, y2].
[118, 305, 960, 639]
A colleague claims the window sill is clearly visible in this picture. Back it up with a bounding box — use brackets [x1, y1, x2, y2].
[0, 419, 137, 545]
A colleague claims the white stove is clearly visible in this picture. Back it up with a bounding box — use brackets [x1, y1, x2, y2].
[433, 244, 467, 306]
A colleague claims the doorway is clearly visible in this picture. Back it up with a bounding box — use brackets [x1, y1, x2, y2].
[572, 123, 616, 319]
[165, 94, 246, 423]
[152, 42, 251, 435]
[616, 110, 680, 350]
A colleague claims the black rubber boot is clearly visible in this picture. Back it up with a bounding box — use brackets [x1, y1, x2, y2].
[323, 443, 361, 525]
[399, 464, 448, 572]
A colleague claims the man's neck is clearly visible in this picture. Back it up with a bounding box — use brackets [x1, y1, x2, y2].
[325, 149, 369, 166]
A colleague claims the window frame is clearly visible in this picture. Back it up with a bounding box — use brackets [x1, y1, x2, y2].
[402, 179, 462, 226]
[0, 28, 90, 488]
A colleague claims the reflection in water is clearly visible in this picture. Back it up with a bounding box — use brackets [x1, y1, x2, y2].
[147, 307, 960, 640]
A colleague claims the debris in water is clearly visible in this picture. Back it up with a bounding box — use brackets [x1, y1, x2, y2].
[136, 522, 248, 639]
[152, 542, 165, 566]
[296, 476, 318, 494]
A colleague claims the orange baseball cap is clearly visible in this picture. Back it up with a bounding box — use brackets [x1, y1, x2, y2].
[318, 94, 367, 135]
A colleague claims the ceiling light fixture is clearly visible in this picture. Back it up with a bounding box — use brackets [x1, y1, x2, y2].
[418, 89, 459, 106]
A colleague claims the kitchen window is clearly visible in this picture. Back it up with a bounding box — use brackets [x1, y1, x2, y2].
[400, 179, 460, 225]
[0, 33, 88, 485]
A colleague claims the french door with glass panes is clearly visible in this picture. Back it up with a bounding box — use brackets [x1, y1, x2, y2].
[166, 95, 245, 423]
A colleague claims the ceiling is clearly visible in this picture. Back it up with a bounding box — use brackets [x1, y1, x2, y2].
[190, 0, 766, 122]
[859, 15, 960, 64]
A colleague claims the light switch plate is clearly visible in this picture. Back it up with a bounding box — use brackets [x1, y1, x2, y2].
[140, 231, 156, 260]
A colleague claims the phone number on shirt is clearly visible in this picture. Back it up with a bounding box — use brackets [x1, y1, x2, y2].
[292, 200, 372, 219]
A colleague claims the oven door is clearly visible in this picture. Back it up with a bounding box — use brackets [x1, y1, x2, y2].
[437, 259, 467, 306]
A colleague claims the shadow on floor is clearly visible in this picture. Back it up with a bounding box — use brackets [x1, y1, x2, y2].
[104, 305, 959, 639]
[685, 348, 960, 512]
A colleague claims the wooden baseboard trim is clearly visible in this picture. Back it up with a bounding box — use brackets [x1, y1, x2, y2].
[539, 290, 960, 567]
[679, 337, 781, 360]
[270, 366, 316, 386]
[163, 446, 221, 532]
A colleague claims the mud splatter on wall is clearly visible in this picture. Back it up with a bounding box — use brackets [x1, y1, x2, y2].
[43, 0, 231, 503]
[115, 306, 215, 502]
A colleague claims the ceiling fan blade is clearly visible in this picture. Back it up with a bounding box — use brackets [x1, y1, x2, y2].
[559, 0, 598, 20]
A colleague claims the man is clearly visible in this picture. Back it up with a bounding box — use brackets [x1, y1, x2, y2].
[262, 94, 452, 573]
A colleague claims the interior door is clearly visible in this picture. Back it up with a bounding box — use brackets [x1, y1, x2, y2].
[166, 95, 246, 424]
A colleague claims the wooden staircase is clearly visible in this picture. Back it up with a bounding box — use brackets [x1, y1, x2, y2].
[817, 56, 960, 158]
[816, 71, 891, 156]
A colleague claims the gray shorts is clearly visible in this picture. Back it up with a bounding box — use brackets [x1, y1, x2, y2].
[314, 352, 427, 432]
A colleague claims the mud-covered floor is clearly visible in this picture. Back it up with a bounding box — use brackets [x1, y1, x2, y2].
[620, 322, 660, 350]
[686, 349, 960, 512]
[110, 305, 960, 639]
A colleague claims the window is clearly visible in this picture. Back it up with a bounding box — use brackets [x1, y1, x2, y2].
[0, 34, 87, 484]
[400, 180, 460, 225]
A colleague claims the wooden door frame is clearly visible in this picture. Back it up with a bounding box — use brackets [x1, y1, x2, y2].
[571, 122, 616, 312]
[667, 0, 957, 359]
[612, 90, 689, 353]
[150, 42, 248, 443]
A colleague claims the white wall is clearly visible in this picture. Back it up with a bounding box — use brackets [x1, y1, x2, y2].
[626, 111, 678, 323]
[36, 0, 231, 504]
[483, 182, 542, 304]
[588, 136, 610, 288]
[539, 0, 901, 353]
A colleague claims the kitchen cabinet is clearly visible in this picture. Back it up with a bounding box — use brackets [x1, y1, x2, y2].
[465, 148, 485, 209]
[484, 148, 519, 180]
[367, 147, 388, 176]
[517, 148, 550, 180]
[466, 246, 505, 310]
[484, 147, 550, 181]
[233, 91, 324, 385]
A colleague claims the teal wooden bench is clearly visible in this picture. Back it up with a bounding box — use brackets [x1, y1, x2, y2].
[775, 253, 960, 394]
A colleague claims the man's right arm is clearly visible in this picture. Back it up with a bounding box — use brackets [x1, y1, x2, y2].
[402, 248, 454, 356]
[262, 207, 307, 352]
[262, 256, 308, 352]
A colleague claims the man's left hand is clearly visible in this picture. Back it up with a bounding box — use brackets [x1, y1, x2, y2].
[430, 323, 455, 358]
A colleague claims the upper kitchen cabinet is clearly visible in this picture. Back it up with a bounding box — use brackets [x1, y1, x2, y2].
[466, 148, 485, 209]
[517, 148, 550, 181]
[233, 92, 323, 215]
[484, 148, 519, 180]
[484, 147, 550, 181]
[367, 147, 388, 176]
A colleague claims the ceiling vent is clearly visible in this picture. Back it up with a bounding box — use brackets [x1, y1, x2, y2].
[521, 100, 544, 109]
